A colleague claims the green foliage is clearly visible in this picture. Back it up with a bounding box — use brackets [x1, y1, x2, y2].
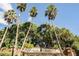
[53, 44, 59, 49]
[24, 42, 34, 48]
[0, 4, 79, 56]
[17, 3, 27, 12]
[0, 48, 11, 56]
[45, 5, 57, 20]
[0, 22, 79, 49]
[30, 7, 38, 17]
[4, 10, 17, 24]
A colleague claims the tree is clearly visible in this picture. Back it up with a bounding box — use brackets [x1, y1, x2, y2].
[13, 3, 27, 56]
[0, 10, 17, 48]
[5, 24, 17, 48]
[36, 24, 54, 48]
[45, 5, 64, 55]
[18, 7, 38, 56]
[45, 5, 57, 20]
[17, 3, 27, 12]
[0, 20, 79, 56]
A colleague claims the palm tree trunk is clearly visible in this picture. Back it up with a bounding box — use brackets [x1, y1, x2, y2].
[53, 24, 64, 56]
[13, 14, 20, 56]
[50, 20, 64, 56]
[13, 20, 19, 56]
[0, 27, 8, 48]
[18, 17, 33, 56]
[54, 28, 64, 56]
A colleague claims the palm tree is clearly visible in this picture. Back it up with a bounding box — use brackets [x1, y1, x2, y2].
[17, 3, 27, 12]
[0, 10, 17, 48]
[45, 5, 64, 55]
[13, 3, 27, 56]
[18, 7, 38, 56]
[45, 5, 57, 20]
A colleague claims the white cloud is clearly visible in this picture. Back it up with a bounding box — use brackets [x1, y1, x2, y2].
[0, 3, 12, 25]
[27, 17, 33, 22]
[0, 12, 4, 17]
[0, 12, 8, 25]
[0, 3, 12, 11]
[0, 18, 8, 25]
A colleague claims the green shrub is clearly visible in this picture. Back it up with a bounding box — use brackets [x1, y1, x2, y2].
[53, 44, 59, 49]
[24, 43, 34, 48]
[0, 48, 11, 56]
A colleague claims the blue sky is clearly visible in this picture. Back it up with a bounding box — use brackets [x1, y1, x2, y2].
[0, 3, 79, 36]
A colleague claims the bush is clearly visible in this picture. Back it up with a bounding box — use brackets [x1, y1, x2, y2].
[24, 43, 34, 48]
[53, 44, 59, 49]
[0, 48, 12, 56]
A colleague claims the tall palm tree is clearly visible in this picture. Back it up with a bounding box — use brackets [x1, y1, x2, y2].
[45, 5, 57, 20]
[0, 10, 17, 48]
[13, 3, 27, 56]
[45, 5, 64, 55]
[18, 7, 38, 56]
[17, 3, 27, 12]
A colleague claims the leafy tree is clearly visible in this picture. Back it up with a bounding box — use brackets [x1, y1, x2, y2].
[4, 24, 17, 48]
[0, 4, 79, 56]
